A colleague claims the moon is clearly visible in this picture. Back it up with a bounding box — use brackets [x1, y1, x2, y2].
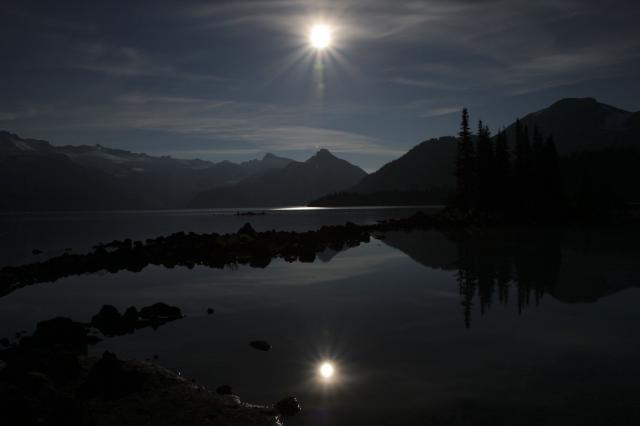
[319, 361, 335, 379]
[310, 25, 332, 50]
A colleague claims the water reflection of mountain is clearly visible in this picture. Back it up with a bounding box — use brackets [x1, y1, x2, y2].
[382, 229, 640, 327]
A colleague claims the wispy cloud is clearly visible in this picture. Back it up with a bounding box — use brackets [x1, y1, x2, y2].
[70, 43, 228, 82]
[419, 106, 462, 118]
[0, 105, 44, 121]
[37, 92, 401, 157]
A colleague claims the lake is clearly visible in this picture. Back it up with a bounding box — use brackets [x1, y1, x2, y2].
[1, 208, 640, 425]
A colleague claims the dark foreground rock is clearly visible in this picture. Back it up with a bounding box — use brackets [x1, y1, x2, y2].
[0, 311, 292, 426]
[275, 396, 302, 416]
[0, 352, 282, 426]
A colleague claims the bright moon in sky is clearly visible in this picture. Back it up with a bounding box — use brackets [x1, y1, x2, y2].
[310, 25, 332, 49]
[319, 362, 335, 379]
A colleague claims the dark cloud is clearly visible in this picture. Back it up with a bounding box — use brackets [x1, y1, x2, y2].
[1, 0, 639, 170]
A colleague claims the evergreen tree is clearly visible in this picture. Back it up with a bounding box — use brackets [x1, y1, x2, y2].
[494, 128, 511, 211]
[543, 135, 564, 209]
[476, 120, 494, 210]
[514, 120, 533, 214]
[455, 108, 476, 210]
[531, 125, 546, 215]
[532, 125, 545, 165]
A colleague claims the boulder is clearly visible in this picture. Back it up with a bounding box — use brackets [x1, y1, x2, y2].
[275, 396, 301, 416]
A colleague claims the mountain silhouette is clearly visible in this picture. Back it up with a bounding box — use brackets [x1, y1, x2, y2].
[503, 97, 639, 154]
[0, 131, 292, 211]
[350, 136, 456, 193]
[312, 98, 640, 206]
[189, 149, 367, 208]
[237, 153, 293, 177]
[4, 98, 640, 211]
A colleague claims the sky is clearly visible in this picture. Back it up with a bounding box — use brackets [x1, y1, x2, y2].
[1, 0, 640, 171]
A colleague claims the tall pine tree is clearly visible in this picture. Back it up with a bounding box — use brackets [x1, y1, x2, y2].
[494, 128, 511, 211]
[455, 108, 476, 210]
[514, 120, 533, 214]
[476, 120, 494, 210]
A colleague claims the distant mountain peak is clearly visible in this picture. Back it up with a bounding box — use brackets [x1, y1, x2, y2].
[309, 148, 337, 162]
[189, 149, 366, 208]
[505, 97, 637, 154]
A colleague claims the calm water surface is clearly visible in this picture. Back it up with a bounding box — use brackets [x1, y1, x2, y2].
[1, 208, 639, 425]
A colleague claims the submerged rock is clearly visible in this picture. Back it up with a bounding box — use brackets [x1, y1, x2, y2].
[249, 341, 272, 351]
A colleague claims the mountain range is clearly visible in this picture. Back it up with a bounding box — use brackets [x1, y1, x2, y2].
[0, 132, 295, 211]
[2, 97, 639, 211]
[312, 98, 640, 205]
[189, 149, 367, 208]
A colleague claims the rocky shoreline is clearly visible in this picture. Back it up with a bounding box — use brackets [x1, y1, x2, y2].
[3, 206, 639, 298]
[0, 210, 481, 297]
[0, 304, 299, 426]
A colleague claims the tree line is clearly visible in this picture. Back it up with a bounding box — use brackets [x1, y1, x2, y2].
[454, 108, 564, 221]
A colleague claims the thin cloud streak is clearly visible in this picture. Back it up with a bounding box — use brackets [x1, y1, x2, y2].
[34, 94, 402, 157]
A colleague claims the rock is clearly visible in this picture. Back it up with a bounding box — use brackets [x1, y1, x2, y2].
[216, 385, 233, 395]
[82, 359, 280, 425]
[237, 223, 257, 236]
[207, 308, 214, 315]
[32, 317, 97, 352]
[139, 303, 182, 321]
[31, 249, 43, 255]
[249, 340, 272, 351]
[82, 351, 146, 400]
[274, 396, 302, 416]
[123, 306, 139, 326]
[2, 318, 95, 382]
[91, 305, 125, 336]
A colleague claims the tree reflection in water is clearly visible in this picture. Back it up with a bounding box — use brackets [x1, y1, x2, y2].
[382, 228, 640, 328]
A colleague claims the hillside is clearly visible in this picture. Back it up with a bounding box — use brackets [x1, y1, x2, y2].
[503, 98, 639, 154]
[189, 149, 367, 208]
[0, 131, 292, 211]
